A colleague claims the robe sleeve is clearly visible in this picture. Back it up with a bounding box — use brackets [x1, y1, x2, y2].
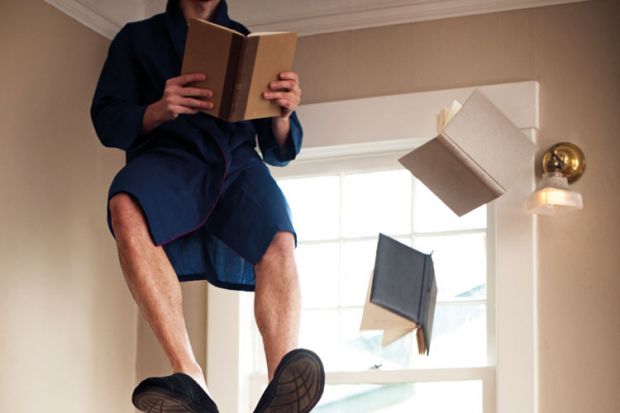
[254, 111, 303, 167]
[90, 24, 148, 151]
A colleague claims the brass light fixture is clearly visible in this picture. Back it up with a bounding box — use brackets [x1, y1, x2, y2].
[525, 142, 586, 215]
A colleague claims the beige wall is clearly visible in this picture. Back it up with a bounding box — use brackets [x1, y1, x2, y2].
[0, 1, 226, 408]
[294, 1, 620, 412]
[0, 1, 138, 412]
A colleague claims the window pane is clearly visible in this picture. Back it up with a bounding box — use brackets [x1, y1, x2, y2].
[316, 381, 482, 413]
[299, 309, 340, 365]
[413, 233, 487, 300]
[301, 303, 486, 372]
[279, 176, 340, 241]
[413, 180, 486, 233]
[340, 240, 376, 307]
[342, 170, 412, 238]
[297, 242, 340, 309]
[409, 302, 487, 368]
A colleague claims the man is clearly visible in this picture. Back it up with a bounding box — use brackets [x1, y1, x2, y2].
[90, 0, 325, 412]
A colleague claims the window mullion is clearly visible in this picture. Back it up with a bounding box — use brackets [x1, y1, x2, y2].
[325, 366, 495, 385]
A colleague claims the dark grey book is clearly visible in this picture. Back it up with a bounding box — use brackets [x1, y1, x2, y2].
[370, 233, 438, 354]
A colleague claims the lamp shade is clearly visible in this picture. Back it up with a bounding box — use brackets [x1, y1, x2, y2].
[525, 172, 583, 215]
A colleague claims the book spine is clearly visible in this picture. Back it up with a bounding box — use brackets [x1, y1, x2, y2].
[418, 255, 437, 355]
[415, 255, 429, 355]
[418, 255, 430, 326]
[437, 133, 505, 197]
[220, 34, 243, 121]
[228, 36, 259, 122]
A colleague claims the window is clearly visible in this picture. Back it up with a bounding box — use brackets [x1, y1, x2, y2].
[246, 155, 493, 412]
[207, 82, 539, 413]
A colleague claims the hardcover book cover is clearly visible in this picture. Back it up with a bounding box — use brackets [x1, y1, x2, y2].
[181, 19, 297, 122]
[360, 234, 438, 355]
[399, 90, 537, 216]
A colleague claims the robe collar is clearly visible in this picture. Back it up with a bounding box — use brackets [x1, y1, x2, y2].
[165, 0, 232, 62]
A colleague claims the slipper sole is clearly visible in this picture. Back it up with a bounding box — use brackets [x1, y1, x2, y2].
[133, 388, 196, 413]
[260, 350, 325, 413]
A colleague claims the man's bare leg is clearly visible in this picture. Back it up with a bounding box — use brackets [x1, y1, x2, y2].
[254, 232, 302, 380]
[109, 193, 209, 393]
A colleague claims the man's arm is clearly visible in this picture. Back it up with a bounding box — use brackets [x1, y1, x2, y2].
[90, 25, 147, 151]
[91, 26, 214, 148]
[271, 116, 291, 146]
[263, 72, 303, 150]
[253, 71, 303, 167]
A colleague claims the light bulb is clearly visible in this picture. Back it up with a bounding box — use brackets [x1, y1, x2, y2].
[524, 172, 583, 215]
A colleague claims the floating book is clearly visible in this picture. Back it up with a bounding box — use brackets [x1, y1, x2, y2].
[399, 90, 538, 216]
[360, 234, 437, 355]
[181, 19, 297, 122]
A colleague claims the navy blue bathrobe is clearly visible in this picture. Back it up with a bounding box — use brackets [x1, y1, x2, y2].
[91, 0, 302, 291]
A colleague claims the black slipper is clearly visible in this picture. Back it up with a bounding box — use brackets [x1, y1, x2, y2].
[253, 348, 325, 413]
[132, 372, 219, 413]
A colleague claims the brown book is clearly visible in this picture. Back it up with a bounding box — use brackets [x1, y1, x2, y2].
[181, 18, 297, 122]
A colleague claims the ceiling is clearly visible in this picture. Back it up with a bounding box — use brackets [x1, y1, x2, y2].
[45, 0, 588, 39]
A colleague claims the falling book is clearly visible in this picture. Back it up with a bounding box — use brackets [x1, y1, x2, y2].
[181, 19, 297, 122]
[360, 234, 437, 355]
[399, 90, 537, 216]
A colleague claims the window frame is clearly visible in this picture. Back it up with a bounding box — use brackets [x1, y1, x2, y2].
[206, 81, 539, 413]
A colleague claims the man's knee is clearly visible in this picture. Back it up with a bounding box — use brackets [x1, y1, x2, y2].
[260, 231, 295, 266]
[109, 193, 146, 238]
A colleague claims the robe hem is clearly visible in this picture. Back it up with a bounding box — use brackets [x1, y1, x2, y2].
[106, 190, 159, 244]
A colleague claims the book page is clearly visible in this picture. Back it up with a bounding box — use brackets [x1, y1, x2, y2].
[192, 18, 244, 37]
[240, 32, 297, 120]
[248, 31, 289, 36]
[436, 99, 462, 134]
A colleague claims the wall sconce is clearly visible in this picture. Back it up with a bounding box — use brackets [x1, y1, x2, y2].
[525, 142, 586, 215]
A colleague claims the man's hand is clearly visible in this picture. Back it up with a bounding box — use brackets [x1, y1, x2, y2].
[141, 73, 213, 134]
[262, 72, 302, 146]
[262, 72, 302, 119]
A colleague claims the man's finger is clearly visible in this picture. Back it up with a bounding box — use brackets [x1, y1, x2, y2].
[179, 97, 213, 109]
[262, 91, 287, 100]
[168, 73, 207, 86]
[263, 91, 300, 106]
[278, 71, 299, 81]
[277, 98, 292, 109]
[269, 80, 298, 92]
[178, 86, 213, 98]
[172, 105, 199, 115]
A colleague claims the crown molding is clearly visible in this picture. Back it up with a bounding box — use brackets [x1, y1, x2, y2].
[240, 0, 588, 36]
[45, 0, 588, 40]
[44, 0, 121, 39]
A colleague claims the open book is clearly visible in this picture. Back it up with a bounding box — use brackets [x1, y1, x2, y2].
[399, 90, 537, 216]
[181, 19, 297, 122]
[360, 234, 437, 355]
